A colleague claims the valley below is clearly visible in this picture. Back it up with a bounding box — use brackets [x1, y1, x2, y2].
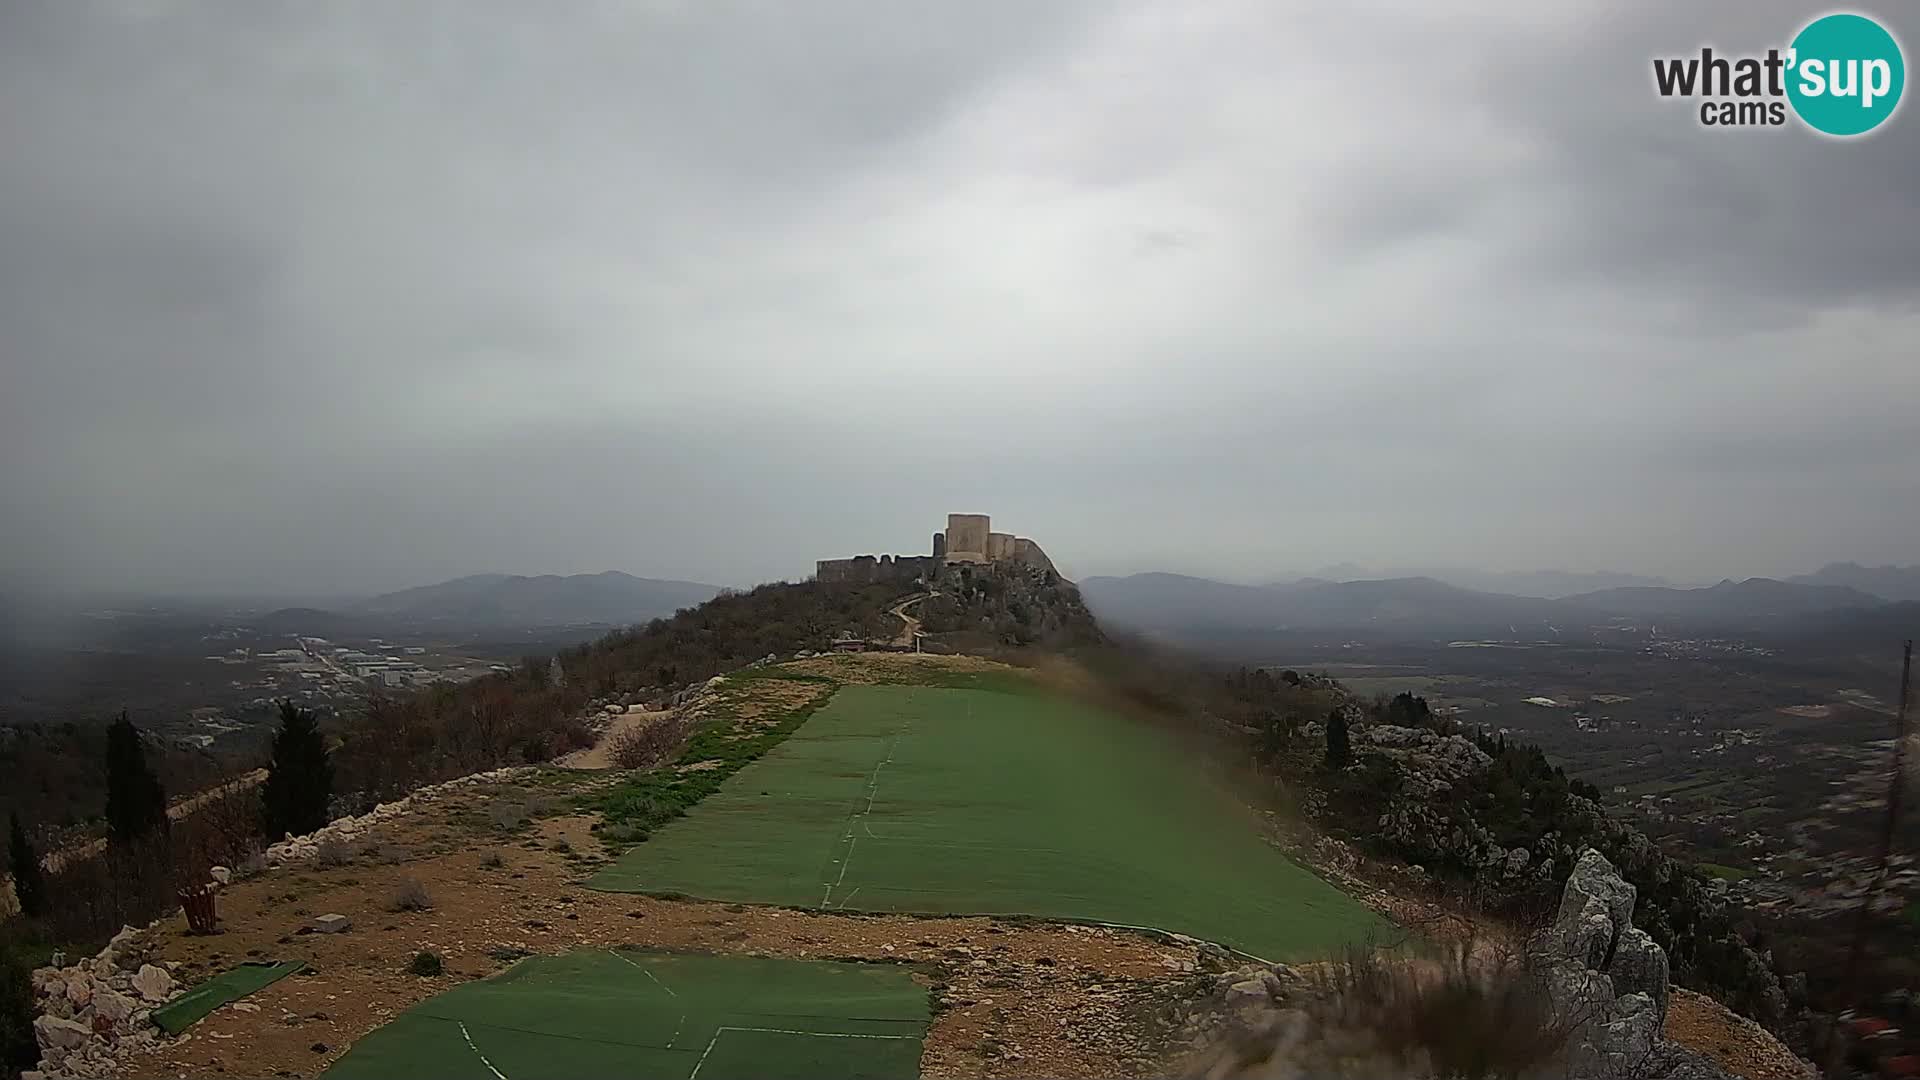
[1139, 627, 1917, 1001]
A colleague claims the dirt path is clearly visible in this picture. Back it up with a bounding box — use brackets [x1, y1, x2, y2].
[888, 591, 933, 647]
[552, 708, 669, 770]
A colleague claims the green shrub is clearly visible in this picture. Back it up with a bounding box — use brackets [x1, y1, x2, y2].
[408, 950, 443, 977]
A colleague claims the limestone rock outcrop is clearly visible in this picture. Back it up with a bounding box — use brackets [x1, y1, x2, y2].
[1539, 848, 1734, 1079]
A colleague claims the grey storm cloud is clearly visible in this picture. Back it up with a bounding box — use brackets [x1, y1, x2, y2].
[1, 0, 1915, 596]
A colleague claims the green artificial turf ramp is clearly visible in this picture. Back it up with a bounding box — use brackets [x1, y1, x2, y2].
[322, 950, 927, 1080]
[151, 960, 305, 1035]
[590, 683, 1385, 960]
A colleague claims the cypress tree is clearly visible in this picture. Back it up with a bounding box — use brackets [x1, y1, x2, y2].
[1324, 706, 1352, 770]
[104, 710, 168, 846]
[6, 812, 47, 919]
[261, 701, 333, 840]
[1, 948, 36, 1079]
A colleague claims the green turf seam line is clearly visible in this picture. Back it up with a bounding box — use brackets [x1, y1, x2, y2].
[457, 1021, 508, 1080]
[606, 948, 686, 1046]
[606, 949, 680, 996]
[820, 731, 902, 908]
[414, 1013, 677, 1050]
[687, 1026, 919, 1080]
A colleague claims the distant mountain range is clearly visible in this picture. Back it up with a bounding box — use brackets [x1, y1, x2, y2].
[341, 572, 723, 628]
[1266, 566, 1684, 599]
[1080, 574, 1572, 638]
[1561, 578, 1883, 618]
[1787, 562, 1920, 603]
[1081, 569, 1913, 642]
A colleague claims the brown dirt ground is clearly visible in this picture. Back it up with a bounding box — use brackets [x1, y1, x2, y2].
[699, 674, 836, 728]
[123, 769, 1208, 1079]
[778, 652, 1006, 684]
[1665, 988, 1815, 1080]
[552, 708, 667, 770]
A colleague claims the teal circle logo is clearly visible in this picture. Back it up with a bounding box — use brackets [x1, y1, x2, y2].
[1787, 13, 1905, 136]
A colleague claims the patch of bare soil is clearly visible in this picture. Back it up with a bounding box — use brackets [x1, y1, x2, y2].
[697, 675, 834, 731]
[1665, 988, 1816, 1080]
[120, 770, 1210, 1079]
[552, 707, 667, 770]
[779, 652, 1007, 685]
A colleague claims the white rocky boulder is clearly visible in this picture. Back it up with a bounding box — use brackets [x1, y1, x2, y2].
[33, 1015, 91, 1052]
[90, 988, 139, 1026]
[131, 964, 175, 1003]
[63, 972, 94, 1009]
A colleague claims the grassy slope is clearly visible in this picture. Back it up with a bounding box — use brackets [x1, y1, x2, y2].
[590, 671, 1386, 961]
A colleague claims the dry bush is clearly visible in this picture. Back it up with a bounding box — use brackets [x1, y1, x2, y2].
[1312, 941, 1574, 1078]
[312, 837, 360, 869]
[479, 850, 505, 869]
[173, 785, 267, 875]
[608, 714, 693, 771]
[487, 798, 529, 832]
[389, 877, 432, 912]
[36, 838, 176, 946]
[1190, 939, 1578, 1080]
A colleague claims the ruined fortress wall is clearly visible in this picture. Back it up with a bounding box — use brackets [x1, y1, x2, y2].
[945, 513, 990, 563]
[1010, 538, 1057, 575]
[986, 532, 1016, 561]
[895, 555, 936, 579]
[816, 555, 877, 584]
[816, 554, 936, 585]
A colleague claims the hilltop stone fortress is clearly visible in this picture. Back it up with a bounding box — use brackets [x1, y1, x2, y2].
[816, 513, 1057, 585]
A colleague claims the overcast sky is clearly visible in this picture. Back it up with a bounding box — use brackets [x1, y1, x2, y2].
[2, 1, 1916, 595]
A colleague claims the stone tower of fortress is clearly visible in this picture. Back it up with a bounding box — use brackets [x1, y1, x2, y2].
[815, 513, 1056, 584]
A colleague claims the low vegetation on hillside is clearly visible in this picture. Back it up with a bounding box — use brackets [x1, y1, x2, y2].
[1164, 665, 1796, 1028]
[0, 570, 1822, 1076]
[329, 579, 905, 805]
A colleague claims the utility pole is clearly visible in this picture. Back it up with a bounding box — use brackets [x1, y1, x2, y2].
[1849, 639, 1914, 978]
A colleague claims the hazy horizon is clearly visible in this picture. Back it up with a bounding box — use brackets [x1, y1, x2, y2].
[11, 555, 1917, 608]
[4, 2, 1916, 597]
